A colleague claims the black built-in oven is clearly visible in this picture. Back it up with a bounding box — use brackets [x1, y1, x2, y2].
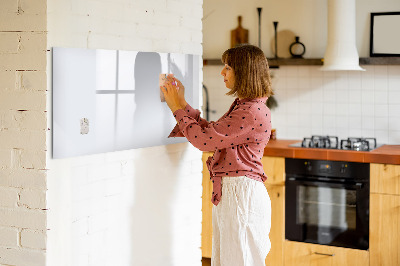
[285, 158, 369, 250]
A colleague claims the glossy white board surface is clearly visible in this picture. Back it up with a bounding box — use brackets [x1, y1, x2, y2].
[52, 47, 200, 158]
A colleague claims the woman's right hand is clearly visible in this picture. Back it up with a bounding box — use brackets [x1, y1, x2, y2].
[169, 76, 187, 108]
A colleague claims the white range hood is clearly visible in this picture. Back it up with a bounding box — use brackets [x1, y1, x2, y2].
[320, 0, 365, 71]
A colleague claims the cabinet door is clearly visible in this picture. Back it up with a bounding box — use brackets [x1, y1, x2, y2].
[264, 184, 284, 266]
[202, 152, 213, 258]
[284, 241, 369, 266]
[370, 193, 400, 266]
[370, 163, 400, 195]
[261, 156, 285, 185]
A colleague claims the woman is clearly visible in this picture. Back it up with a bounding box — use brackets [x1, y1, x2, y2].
[161, 44, 273, 266]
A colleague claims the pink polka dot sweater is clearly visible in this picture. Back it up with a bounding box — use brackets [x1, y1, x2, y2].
[168, 97, 272, 206]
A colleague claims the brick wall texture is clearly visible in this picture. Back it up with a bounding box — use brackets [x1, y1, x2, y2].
[1, 0, 204, 265]
[0, 0, 48, 265]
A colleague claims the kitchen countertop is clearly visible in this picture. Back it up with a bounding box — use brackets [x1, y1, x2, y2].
[263, 139, 400, 165]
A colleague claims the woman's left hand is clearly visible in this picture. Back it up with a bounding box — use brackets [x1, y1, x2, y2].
[161, 78, 183, 113]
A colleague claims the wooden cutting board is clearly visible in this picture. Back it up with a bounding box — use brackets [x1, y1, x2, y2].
[231, 16, 249, 48]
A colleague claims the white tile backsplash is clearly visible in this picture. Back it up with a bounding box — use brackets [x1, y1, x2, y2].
[362, 116, 375, 130]
[348, 73, 362, 90]
[374, 77, 388, 91]
[286, 77, 299, 89]
[203, 65, 400, 144]
[374, 65, 388, 77]
[374, 90, 388, 104]
[375, 117, 389, 130]
[349, 128, 362, 137]
[298, 67, 311, 78]
[375, 104, 389, 117]
[361, 104, 374, 117]
[311, 77, 324, 90]
[388, 91, 400, 104]
[336, 90, 349, 103]
[389, 105, 400, 117]
[389, 131, 400, 143]
[285, 66, 298, 77]
[336, 115, 348, 129]
[323, 103, 336, 116]
[298, 77, 311, 89]
[336, 103, 349, 116]
[362, 90, 375, 103]
[389, 117, 400, 131]
[335, 72, 349, 89]
[361, 77, 374, 91]
[375, 130, 389, 144]
[388, 75, 400, 91]
[348, 103, 362, 116]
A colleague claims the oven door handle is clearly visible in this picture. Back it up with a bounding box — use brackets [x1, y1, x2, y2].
[286, 177, 364, 189]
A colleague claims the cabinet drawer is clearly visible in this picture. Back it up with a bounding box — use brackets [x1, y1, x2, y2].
[284, 241, 369, 266]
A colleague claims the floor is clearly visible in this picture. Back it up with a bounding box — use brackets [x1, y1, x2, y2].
[202, 257, 211, 266]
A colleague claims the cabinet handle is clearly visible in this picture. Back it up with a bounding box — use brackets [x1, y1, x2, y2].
[314, 252, 335, 257]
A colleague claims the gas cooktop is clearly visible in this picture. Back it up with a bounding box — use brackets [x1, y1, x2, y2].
[289, 135, 383, 151]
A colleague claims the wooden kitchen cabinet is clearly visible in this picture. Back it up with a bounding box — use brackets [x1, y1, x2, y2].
[264, 184, 285, 266]
[284, 241, 369, 266]
[370, 163, 400, 266]
[262, 156, 285, 266]
[370, 193, 400, 266]
[370, 163, 400, 195]
[261, 156, 285, 186]
[202, 152, 213, 258]
[201, 154, 286, 266]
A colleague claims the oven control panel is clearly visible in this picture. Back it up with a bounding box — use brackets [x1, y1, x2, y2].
[286, 158, 369, 180]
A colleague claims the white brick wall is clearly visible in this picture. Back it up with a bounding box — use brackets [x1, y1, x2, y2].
[2, 0, 203, 264]
[21, 229, 47, 250]
[0, 227, 19, 247]
[0, 0, 48, 265]
[46, 1, 203, 266]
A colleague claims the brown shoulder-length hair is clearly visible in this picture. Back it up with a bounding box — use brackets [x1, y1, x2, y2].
[221, 44, 273, 99]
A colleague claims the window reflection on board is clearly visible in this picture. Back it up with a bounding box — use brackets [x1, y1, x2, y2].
[52, 47, 200, 159]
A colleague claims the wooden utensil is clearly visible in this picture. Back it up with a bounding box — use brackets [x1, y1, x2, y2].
[231, 16, 249, 48]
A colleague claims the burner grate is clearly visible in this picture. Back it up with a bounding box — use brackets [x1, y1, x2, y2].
[340, 137, 377, 151]
[296, 136, 378, 151]
[301, 135, 339, 149]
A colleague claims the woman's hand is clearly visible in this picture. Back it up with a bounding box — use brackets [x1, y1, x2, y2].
[161, 79, 184, 113]
[172, 77, 187, 108]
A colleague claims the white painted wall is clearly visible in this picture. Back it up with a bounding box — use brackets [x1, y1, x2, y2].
[203, 0, 400, 145]
[0, 0, 48, 265]
[203, 0, 400, 58]
[46, 0, 203, 266]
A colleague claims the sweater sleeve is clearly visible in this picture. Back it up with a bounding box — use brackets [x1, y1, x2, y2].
[172, 106, 257, 152]
[168, 103, 211, 138]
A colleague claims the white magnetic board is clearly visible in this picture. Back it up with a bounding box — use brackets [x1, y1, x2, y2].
[52, 47, 200, 159]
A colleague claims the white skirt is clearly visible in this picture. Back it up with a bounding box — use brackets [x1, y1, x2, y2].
[212, 176, 271, 266]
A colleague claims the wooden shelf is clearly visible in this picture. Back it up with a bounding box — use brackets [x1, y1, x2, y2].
[268, 58, 323, 67]
[359, 57, 400, 65]
[203, 58, 323, 67]
[203, 57, 400, 67]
